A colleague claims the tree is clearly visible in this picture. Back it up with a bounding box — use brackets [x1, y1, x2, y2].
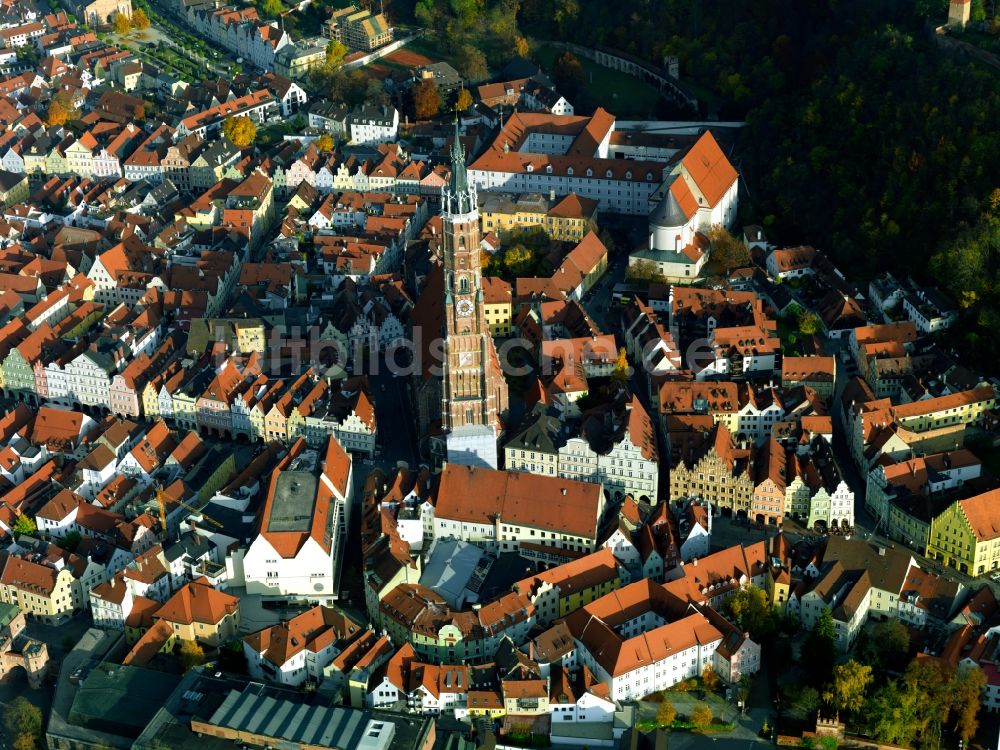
[4, 698, 41, 750]
[15, 45, 39, 68]
[62, 530, 82, 552]
[787, 684, 822, 717]
[456, 44, 488, 81]
[259, 0, 285, 19]
[725, 585, 776, 641]
[950, 664, 986, 743]
[866, 680, 923, 746]
[798, 312, 821, 335]
[804, 607, 836, 687]
[412, 78, 441, 120]
[12, 514, 36, 536]
[414, 0, 438, 26]
[626, 258, 667, 287]
[315, 134, 334, 152]
[449, 0, 484, 27]
[611, 347, 630, 384]
[701, 665, 721, 693]
[514, 36, 529, 57]
[222, 116, 256, 148]
[46, 99, 71, 127]
[112, 12, 131, 33]
[857, 619, 909, 671]
[326, 39, 347, 67]
[455, 87, 473, 111]
[177, 639, 204, 670]
[553, 51, 585, 95]
[824, 660, 872, 715]
[707, 225, 751, 273]
[502, 244, 535, 276]
[656, 698, 676, 727]
[691, 703, 713, 729]
[131, 8, 149, 29]
[365, 78, 390, 107]
[551, 0, 580, 34]
[867, 657, 948, 745]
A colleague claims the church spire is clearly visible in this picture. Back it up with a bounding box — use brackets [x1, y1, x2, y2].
[446, 113, 472, 214]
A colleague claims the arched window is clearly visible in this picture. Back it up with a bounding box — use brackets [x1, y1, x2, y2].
[459, 276, 470, 294]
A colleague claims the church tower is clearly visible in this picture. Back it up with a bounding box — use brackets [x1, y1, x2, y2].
[439, 117, 508, 468]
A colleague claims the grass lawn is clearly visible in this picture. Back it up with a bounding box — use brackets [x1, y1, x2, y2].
[534, 44, 663, 118]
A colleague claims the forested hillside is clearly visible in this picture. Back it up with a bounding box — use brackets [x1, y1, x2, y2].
[400, 0, 1000, 359]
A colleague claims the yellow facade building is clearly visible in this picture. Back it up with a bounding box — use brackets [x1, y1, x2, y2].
[0, 556, 78, 625]
[928, 488, 1000, 576]
[480, 192, 599, 242]
[482, 276, 512, 337]
[0, 171, 29, 206]
[154, 579, 240, 647]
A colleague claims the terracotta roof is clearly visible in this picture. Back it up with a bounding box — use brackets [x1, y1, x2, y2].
[435, 464, 604, 540]
[125, 595, 161, 629]
[123, 545, 169, 585]
[1, 555, 59, 596]
[122, 619, 173, 666]
[893, 385, 995, 420]
[155, 577, 238, 626]
[679, 130, 738, 209]
[31, 406, 90, 447]
[91, 575, 129, 605]
[958, 489, 1000, 542]
[258, 439, 338, 558]
[515, 547, 619, 598]
[244, 604, 362, 667]
[782, 356, 835, 383]
[482, 275, 512, 305]
[37, 488, 85, 522]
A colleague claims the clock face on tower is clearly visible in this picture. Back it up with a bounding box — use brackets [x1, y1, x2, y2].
[456, 299, 474, 317]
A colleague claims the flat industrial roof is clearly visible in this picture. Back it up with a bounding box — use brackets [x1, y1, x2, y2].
[268, 471, 319, 532]
[208, 686, 369, 747]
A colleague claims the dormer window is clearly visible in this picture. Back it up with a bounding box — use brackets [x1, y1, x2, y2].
[545, 165, 552, 174]
[606, 169, 613, 178]
[527, 164, 534, 172]
[625, 171, 632, 179]
[567, 167, 574, 176]
[586, 168, 593, 177]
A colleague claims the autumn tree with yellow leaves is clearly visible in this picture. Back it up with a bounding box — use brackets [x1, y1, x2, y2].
[222, 116, 256, 148]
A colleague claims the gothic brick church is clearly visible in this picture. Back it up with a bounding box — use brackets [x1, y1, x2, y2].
[412, 120, 509, 468]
